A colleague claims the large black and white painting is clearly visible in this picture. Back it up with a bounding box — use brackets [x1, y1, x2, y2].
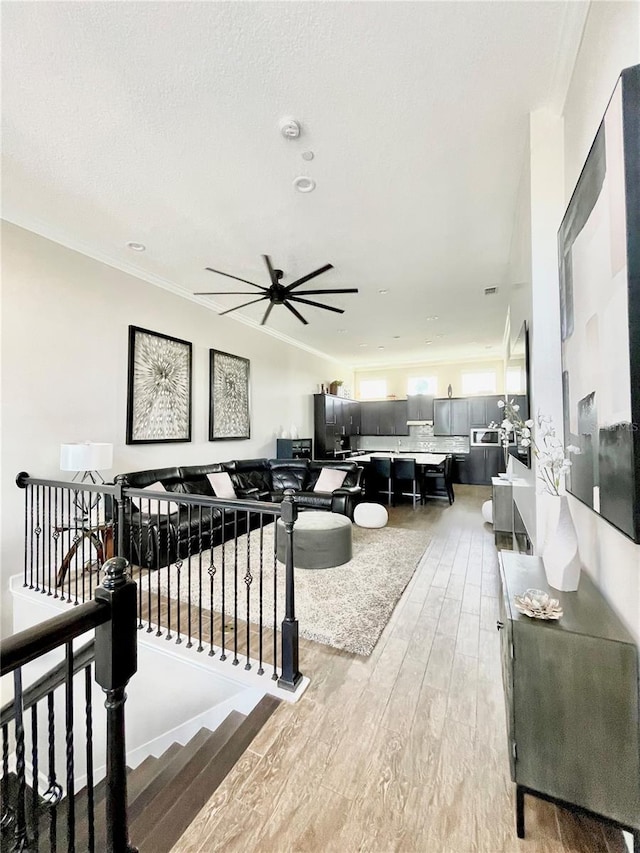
[209, 349, 250, 440]
[558, 65, 640, 542]
[126, 326, 192, 444]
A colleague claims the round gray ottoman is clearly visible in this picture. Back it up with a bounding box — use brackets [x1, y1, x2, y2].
[276, 511, 352, 569]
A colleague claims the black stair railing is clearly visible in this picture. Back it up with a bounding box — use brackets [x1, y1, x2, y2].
[15, 473, 302, 691]
[0, 556, 138, 853]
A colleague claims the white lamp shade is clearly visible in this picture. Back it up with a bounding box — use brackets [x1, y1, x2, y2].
[60, 442, 113, 472]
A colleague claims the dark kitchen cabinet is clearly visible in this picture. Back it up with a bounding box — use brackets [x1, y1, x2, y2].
[276, 438, 313, 459]
[434, 398, 469, 436]
[498, 552, 640, 847]
[359, 400, 408, 436]
[407, 394, 434, 421]
[453, 447, 503, 485]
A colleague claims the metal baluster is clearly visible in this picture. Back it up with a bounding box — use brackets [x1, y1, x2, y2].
[31, 705, 39, 849]
[23, 482, 30, 590]
[44, 691, 62, 851]
[272, 528, 278, 681]
[47, 486, 52, 596]
[29, 484, 35, 590]
[278, 492, 302, 691]
[35, 484, 41, 592]
[244, 511, 252, 670]
[77, 491, 84, 606]
[166, 498, 173, 642]
[13, 668, 29, 851]
[65, 642, 75, 852]
[195, 506, 203, 652]
[233, 511, 239, 666]
[175, 501, 183, 645]
[52, 489, 60, 599]
[208, 507, 216, 657]
[220, 509, 227, 661]
[186, 504, 193, 648]
[1, 723, 13, 832]
[258, 518, 264, 676]
[85, 665, 95, 853]
[156, 499, 163, 637]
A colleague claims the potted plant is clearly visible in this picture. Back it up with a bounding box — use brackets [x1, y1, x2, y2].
[329, 379, 343, 396]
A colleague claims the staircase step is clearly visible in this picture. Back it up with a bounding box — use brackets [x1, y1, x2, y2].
[137, 695, 280, 852]
[129, 712, 247, 847]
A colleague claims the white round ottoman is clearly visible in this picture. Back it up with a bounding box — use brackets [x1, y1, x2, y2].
[481, 500, 493, 524]
[354, 502, 389, 529]
[276, 511, 352, 569]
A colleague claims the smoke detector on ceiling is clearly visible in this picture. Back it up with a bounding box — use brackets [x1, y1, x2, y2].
[280, 118, 301, 139]
[484, 286, 499, 296]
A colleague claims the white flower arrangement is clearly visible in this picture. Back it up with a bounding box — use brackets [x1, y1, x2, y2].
[489, 399, 580, 496]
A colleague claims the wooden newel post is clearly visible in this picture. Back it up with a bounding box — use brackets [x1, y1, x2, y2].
[278, 490, 303, 691]
[94, 556, 138, 853]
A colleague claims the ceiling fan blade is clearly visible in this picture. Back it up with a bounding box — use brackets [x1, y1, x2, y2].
[291, 288, 359, 295]
[218, 296, 269, 316]
[195, 291, 263, 296]
[285, 263, 334, 292]
[287, 295, 345, 314]
[262, 255, 278, 286]
[205, 267, 268, 291]
[283, 301, 309, 325]
[260, 301, 275, 326]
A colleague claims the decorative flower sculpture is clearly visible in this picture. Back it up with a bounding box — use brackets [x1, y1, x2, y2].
[489, 399, 580, 495]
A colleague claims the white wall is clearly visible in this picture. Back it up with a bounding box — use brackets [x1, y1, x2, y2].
[558, 2, 640, 640]
[0, 222, 353, 633]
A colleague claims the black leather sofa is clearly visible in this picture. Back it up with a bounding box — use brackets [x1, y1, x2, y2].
[116, 458, 364, 569]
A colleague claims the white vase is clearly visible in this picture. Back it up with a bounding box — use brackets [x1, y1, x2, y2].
[541, 494, 581, 591]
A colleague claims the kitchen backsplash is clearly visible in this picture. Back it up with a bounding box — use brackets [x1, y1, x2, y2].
[358, 425, 470, 454]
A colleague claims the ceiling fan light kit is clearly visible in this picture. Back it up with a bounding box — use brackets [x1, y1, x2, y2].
[194, 255, 358, 327]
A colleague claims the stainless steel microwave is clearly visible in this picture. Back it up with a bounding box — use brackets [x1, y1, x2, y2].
[470, 428, 513, 446]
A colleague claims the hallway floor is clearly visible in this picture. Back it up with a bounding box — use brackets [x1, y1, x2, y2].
[171, 486, 627, 853]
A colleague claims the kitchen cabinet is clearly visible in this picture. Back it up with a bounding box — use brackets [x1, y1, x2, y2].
[359, 400, 408, 436]
[314, 394, 359, 458]
[498, 552, 640, 847]
[453, 447, 503, 485]
[407, 394, 434, 422]
[276, 438, 313, 459]
[433, 398, 470, 436]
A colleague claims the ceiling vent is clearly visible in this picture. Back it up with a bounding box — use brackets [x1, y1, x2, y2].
[484, 286, 499, 296]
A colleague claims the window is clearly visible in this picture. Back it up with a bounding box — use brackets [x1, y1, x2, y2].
[407, 376, 438, 396]
[359, 379, 387, 400]
[506, 367, 525, 395]
[461, 371, 497, 395]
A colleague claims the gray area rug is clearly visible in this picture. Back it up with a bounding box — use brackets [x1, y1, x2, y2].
[141, 523, 430, 656]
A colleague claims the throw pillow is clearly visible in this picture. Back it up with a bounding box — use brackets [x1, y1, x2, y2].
[131, 481, 168, 512]
[206, 471, 237, 499]
[313, 467, 347, 492]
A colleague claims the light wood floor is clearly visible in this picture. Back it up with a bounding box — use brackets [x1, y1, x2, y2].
[169, 486, 627, 853]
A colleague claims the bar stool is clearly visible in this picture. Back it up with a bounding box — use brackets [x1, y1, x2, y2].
[392, 458, 420, 508]
[371, 457, 393, 505]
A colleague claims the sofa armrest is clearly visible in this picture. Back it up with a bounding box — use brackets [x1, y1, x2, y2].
[331, 485, 363, 520]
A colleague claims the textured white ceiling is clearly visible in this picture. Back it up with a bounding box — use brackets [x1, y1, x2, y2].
[1, 1, 587, 367]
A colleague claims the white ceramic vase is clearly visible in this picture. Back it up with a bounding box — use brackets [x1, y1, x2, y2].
[541, 494, 581, 591]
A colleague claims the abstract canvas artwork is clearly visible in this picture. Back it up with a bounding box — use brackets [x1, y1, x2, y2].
[126, 326, 192, 444]
[209, 349, 250, 440]
[558, 65, 640, 542]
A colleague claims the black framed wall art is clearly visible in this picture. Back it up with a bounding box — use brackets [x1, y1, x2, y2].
[558, 64, 640, 542]
[209, 349, 250, 440]
[126, 325, 192, 444]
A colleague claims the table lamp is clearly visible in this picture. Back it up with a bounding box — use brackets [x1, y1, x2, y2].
[60, 442, 113, 483]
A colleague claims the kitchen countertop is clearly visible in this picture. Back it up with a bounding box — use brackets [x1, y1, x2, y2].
[352, 452, 447, 465]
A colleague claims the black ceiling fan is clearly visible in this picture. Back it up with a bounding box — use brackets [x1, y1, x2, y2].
[194, 255, 358, 326]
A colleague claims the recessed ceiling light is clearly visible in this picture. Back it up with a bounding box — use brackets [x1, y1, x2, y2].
[378, 289, 388, 294]
[126, 241, 146, 252]
[377, 345, 385, 350]
[436, 334, 445, 338]
[302, 151, 314, 161]
[425, 315, 439, 320]
[293, 176, 316, 193]
[359, 343, 368, 347]
[425, 340, 433, 345]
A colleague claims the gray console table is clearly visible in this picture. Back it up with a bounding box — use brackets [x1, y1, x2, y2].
[498, 552, 640, 849]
